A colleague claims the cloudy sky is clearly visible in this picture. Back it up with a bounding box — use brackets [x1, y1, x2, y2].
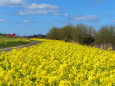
[0, 0, 114, 35]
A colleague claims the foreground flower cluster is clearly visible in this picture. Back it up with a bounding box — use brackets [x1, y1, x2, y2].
[0, 39, 115, 86]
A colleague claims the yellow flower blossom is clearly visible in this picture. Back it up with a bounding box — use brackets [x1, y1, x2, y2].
[0, 38, 114, 85]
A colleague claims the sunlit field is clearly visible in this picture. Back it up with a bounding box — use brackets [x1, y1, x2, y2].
[0, 35, 30, 48]
[0, 39, 114, 86]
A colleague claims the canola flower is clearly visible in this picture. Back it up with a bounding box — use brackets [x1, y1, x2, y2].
[0, 38, 115, 86]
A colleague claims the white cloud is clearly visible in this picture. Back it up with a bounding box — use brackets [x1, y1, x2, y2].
[63, 13, 68, 17]
[0, 19, 6, 23]
[27, 3, 58, 9]
[0, 0, 64, 16]
[71, 15, 99, 22]
[19, 3, 59, 15]
[0, 0, 26, 7]
[112, 20, 115, 23]
[24, 20, 31, 23]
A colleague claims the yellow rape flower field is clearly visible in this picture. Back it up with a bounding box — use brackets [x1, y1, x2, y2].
[0, 39, 115, 86]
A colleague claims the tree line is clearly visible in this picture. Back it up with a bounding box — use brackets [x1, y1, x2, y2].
[46, 24, 115, 50]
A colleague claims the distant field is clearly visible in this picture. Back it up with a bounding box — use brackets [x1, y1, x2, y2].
[0, 35, 30, 48]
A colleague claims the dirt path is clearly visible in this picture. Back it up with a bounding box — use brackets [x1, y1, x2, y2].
[0, 41, 41, 52]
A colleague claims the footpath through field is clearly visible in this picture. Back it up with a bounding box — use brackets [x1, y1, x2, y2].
[0, 40, 41, 52]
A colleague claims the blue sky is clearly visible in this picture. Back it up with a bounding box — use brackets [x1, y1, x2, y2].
[0, 0, 115, 36]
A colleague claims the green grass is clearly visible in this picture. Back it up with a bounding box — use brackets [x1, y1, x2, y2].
[0, 35, 30, 48]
